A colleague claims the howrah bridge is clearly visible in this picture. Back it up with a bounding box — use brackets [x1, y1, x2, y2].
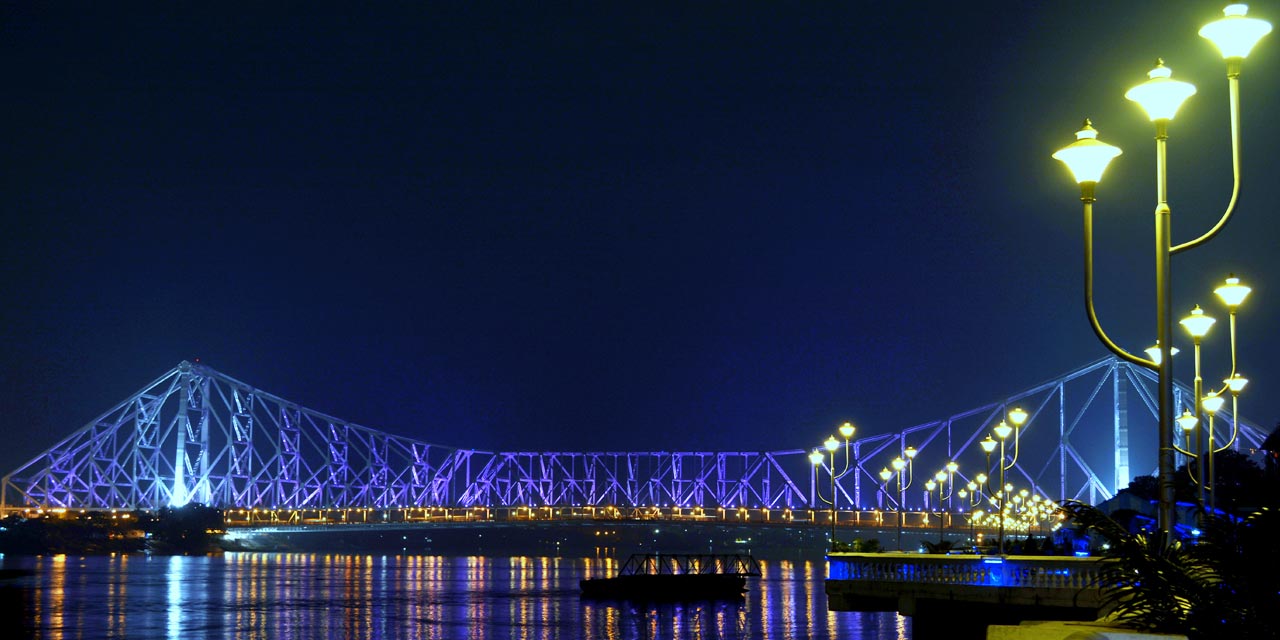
[2, 357, 1267, 517]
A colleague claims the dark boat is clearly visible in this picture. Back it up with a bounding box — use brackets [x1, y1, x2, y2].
[580, 553, 761, 600]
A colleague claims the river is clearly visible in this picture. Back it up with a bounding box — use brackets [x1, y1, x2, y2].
[0, 552, 909, 639]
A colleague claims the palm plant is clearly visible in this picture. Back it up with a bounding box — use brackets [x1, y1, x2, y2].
[1058, 500, 1280, 640]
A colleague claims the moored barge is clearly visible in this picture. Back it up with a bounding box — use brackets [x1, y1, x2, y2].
[580, 553, 761, 600]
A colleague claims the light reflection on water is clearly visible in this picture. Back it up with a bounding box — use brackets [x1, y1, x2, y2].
[3, 553, 909, 639]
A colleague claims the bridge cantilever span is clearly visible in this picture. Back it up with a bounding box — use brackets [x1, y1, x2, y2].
[2, 358, 1265, 513]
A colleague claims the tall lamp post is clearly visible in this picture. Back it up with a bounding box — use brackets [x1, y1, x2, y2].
[992, 407, 1026, 553]
[1180, 304, 1216, 513]
[1052, 4, 1271, 539]
[888, 446, 917, 551]
[927, 463, 958, 545]
[809, 422, 857, 549]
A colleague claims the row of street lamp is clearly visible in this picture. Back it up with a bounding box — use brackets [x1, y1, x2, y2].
[809, 405, 1052, 553]
[1050, 3, 1269, 538]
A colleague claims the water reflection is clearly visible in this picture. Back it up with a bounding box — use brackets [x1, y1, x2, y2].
[6, 553, 906, 639]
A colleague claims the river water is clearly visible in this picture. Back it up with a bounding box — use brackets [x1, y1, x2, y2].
[1, 552, 909, 639]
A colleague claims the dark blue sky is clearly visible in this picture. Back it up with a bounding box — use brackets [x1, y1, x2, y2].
[3, 1, 1278, 474]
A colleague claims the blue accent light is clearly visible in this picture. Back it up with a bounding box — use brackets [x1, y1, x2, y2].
[1073, 551, 1091, 557]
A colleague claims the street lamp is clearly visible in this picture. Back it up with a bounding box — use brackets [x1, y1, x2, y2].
[1180, 304, 1216, 512]
[1052, 4, 1270, 538]
[992, 417, 1021, 554]
[1143, 342, 1179, 365]
[930, 465, 958, 546]
[810, 422, 857, 549]
[1201, 391, 1226, 512]
[888, 446, 916, 551]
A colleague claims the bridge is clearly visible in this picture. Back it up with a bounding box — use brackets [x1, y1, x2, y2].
[1, 357, 1267, 517]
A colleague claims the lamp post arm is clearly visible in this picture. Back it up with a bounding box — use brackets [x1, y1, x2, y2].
[1215, 394, 1241, 453]
[1172, 73, 1242, 255]
[1083, 194, 1159, 370]
[1173, 441, 1197, 457]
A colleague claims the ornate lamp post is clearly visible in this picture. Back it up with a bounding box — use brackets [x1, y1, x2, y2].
[1180, 304, 1216, 512]
[810, 422, 857, 549]
[1201, 391, 1226, 511]
[888, 446, 917, 551]
[1052, 4, 1270, 539]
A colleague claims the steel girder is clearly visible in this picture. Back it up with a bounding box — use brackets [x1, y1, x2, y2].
[2, 357, 1267, 511]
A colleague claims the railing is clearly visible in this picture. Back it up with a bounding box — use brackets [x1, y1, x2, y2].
[828, 552, 1103, 590]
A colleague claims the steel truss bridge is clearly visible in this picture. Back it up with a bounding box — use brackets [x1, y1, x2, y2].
[1, 358, 1266, 513]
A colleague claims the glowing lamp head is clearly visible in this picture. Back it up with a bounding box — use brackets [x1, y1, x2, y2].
[925, 480, 937, 491]
[891, 457, 906, 471]
[809, 449, 825, 465]
[980, 436, 997, 454]
[934, 470, 947, 483]
[879, 467, 893, 481]
[1125, 60, 1197, 121]
[1180, 305, 1216, 339]
[905, 446, 918, 459]
[1053, 119, 1122, 184]
[1176, 409, 1199, 431]
[1004, 483, 1014, 493]
[838, 422, 855, 439]
[958, 488, 969, 498]
[1144, 341, 1179, 365]
[946, 461, 959, 474]
[1225, 373, 1248, 394]
[1215, 275, 1251, 309]
[1008, 407, 1028, 426]
[976, 473, 988, 485]
[993, 421, 1014, 440]
[824, 435, 839, 452]
[1202, 392, 1226, 415]
[967, 481, 978, 492]
[1200, 4, 1272, 60]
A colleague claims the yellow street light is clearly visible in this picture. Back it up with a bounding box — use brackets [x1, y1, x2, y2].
[1200, 4, 1272, 61]
[980, 437, 996, 454]
[993, 421, 1013, 440]
[1225, 373, 1248, 394]
[904, 446, 918, 460]
[839, 422, 856, 439]
[1008, 407, 1028, 427]
[1125, 60, 1197, 121]
[879, 468, 893, 482]
[1202, 391, 1225, 415]
[1215, 275, 1251, 309]
[808, 449, 825, 465]
[1052, 120, 1122, 188]
[1144, 342, 1179, 365]
[824, 435, 839, 452]
[891, 457, 906, 471]
[1180, 305, 1216, 338]
[1177, 410, 1198, 432]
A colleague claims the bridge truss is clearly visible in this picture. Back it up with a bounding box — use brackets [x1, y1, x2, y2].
[2, 358, 1266, 511]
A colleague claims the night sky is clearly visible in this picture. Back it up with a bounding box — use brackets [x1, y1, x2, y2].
[3, 1, 1279, 476]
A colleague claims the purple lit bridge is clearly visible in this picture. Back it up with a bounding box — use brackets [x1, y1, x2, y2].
[1, 359, 1266, 515]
